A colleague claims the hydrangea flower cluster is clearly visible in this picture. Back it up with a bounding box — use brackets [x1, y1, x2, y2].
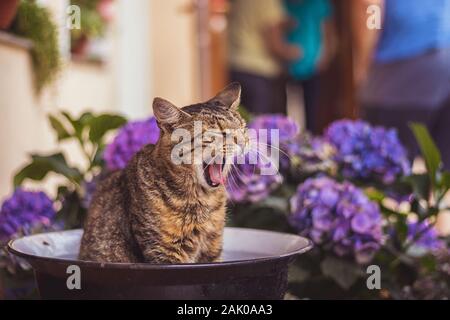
[0, 188, 55, 242]
[407, 220, 444, 253]
[226, 151, 283, 203]
[103, 117, 160, 170]
[325, 120, 410, 184]
[248, 114, 299, 144]
[289, 177, 383, 264]
[282, 133, 337, 174]
[226, 115, 297, 203]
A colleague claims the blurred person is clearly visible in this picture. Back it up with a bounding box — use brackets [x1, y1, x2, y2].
[283, 0, 336, 134]
[228, 0, 301, 114]
[355, 0, 450, 168]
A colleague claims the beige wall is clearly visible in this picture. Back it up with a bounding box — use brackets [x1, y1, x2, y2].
[149, 0, 200, 106]
[0, 0, 201, 199]
[0, 40, 118, 199]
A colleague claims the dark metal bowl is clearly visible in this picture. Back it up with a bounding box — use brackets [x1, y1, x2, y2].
[8, 227, 312, 300]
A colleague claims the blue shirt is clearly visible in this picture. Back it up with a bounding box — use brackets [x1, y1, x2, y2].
[283, 0, 332, 80]
[376, 0, 450, 63]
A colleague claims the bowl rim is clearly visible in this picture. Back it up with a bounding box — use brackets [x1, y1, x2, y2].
[7, 227, 313, 270]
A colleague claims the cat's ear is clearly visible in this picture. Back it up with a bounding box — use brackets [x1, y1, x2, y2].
[209, 82, 241, 110]
[153, 97, 190, 130]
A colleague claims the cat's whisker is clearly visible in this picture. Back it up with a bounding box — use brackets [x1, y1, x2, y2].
[225, 170, 240, 205]
[201, 153, 219, 176]
[245, 140, 291, 163]
[226, 172, 238, 204]
[249, 148, 281, 176]
[253, 141, 291, 158]
[246, 146, 275, 165]
[228, 162, 248, 181]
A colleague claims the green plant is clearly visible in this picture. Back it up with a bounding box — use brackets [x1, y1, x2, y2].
[10, 0, 61, 92]
[70, 0, 107, 45]
[14, 111, 127, 228]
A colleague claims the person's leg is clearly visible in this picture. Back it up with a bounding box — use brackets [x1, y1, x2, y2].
[270, 76, 287, 115]
[301, 75, 321, 134]
[363, 106, 436, 162]
[230, 70, 273, 114]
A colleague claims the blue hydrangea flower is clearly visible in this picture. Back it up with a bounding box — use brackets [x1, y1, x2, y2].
[325, 120, 410, 184]
[407, 220, 444, 252]
[289, 177, 383, 264]
[103, 117, 160, 170]
[0, 188, 55, 242]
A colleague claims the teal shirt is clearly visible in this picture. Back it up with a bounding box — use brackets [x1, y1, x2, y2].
[284, 0, 332, 80]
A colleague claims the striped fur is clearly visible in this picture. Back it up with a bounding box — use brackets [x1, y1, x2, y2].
[79, 83, 246, 263]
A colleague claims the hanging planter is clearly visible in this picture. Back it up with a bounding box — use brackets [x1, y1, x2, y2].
[71, 34, 89, 56]
[0, 0, 19, 30]
[9, 1, 61, 92]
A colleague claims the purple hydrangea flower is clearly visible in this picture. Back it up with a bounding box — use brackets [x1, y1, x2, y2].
[81, 178, 97, 209]
[325, 120, 410, 184]
[103, 117, 160, 170]
[289, 177, 383, 264]
[281, 133, 337, 173]
[249, 114, 299, 144]
[226, 151, 283, 203]
[0, 188, 55, 242]
[226, 115, 295, 203]
[407, 220, 444, 252]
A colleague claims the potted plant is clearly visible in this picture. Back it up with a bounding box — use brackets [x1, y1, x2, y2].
[0, 111, 127, 299]
[0, 0, 19, 30]
[70, 0, 113, 57]
[9, 1, 60, 92]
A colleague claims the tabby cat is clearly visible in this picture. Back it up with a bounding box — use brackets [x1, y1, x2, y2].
[79, 83, 247, 263]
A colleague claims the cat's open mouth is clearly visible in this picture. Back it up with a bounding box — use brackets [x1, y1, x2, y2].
[203, 160, 225, 188]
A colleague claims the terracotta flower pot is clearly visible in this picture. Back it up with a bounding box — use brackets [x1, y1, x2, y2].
[0, 0, 19, 30]
[71, 34, 90, 56]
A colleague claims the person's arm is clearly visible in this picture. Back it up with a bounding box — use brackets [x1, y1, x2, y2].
[263, 19, 302, 62]
[317, 18, 337, 72]
[258, 0, 301, 62]
[352, 0, 385, 85]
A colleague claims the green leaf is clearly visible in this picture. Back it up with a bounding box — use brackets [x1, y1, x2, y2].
[438, 172, 450, 190]
[365, 188, 385, 202]
[320, 256, 364, 290]
[48, 114, 71, 141]
[13, 153, 83, 187]
[61, 111, 83, 139]
[79, 112, 94, 126]
[420, 254, 438, 272]
[395, 217, 409, 243]
[409, 123, 442, 186]
[87, 114, 127, 143]
[56, 190, 86, 229]
[404, 174, 430, 200]
[91, 145, 105, 167]
[14, 161, 55, 187]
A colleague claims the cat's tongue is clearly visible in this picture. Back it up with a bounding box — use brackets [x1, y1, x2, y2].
[209, 164, 224, 185]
